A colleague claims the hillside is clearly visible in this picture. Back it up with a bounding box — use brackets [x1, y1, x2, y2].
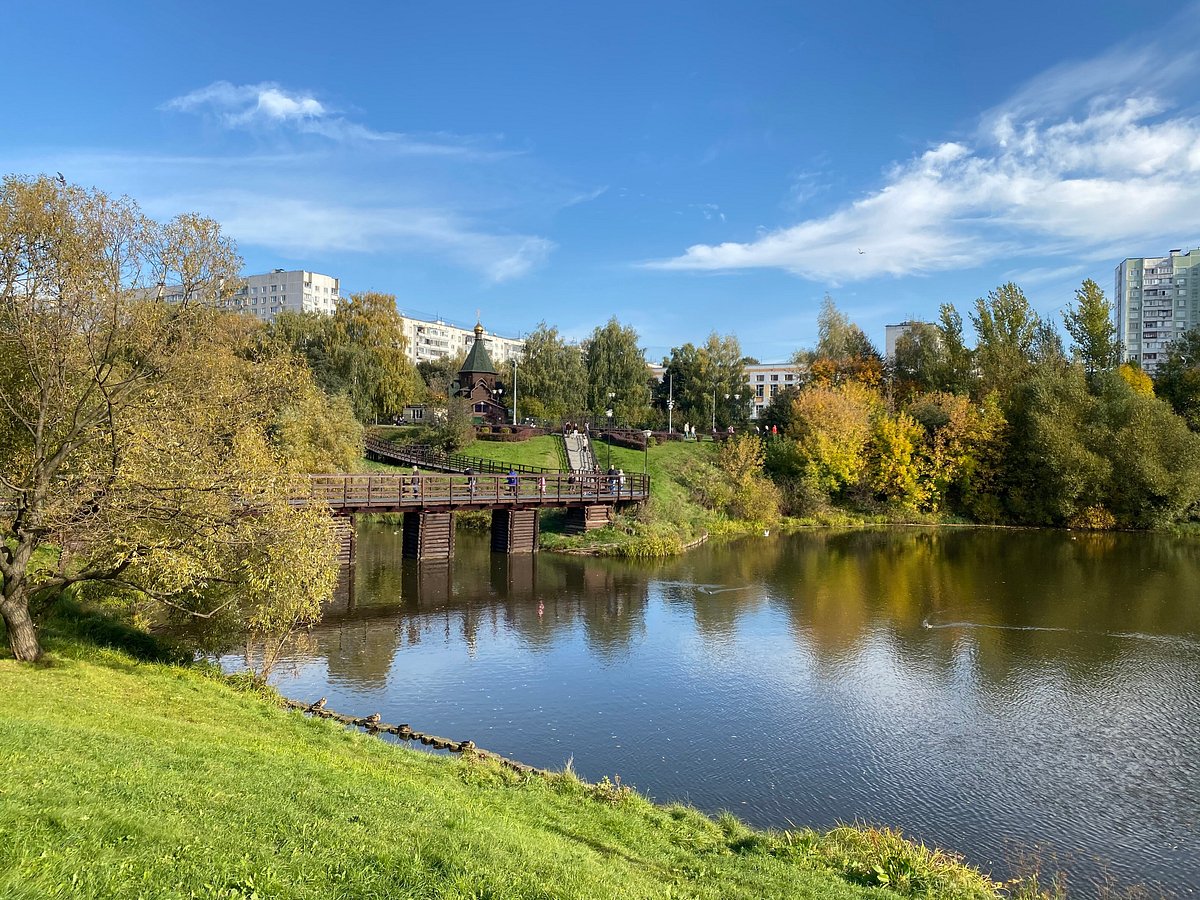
[0, 627, 1019, 899]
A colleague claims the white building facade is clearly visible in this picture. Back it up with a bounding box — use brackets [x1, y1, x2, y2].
[226, 269, 341, 321]
[398, 314, 524, 367]
[1115, 248, 1200, 374]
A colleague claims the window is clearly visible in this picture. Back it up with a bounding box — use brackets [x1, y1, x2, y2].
[271, 284, 277, 292]
[756, 375, 764, 382]
[756, 385, 764, 399]
[771, 374, 779, 381]
[769, 384, 778, 395]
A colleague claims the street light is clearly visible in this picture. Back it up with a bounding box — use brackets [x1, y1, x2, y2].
[511, 358, 518, 426]
[642, 429, 652, 475]
[605, 403, 614, 469]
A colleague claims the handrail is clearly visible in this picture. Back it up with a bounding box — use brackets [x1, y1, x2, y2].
[294, 470, 649, 511]
[364, 436, 561, 476]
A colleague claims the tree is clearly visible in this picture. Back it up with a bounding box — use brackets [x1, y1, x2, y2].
[265, 294, 423, 423]
[970, 283, 1040, 397]
[0, 175, 338, 662]
[787, 383, 878, 495]
[892, 322, 944, 397]
[585, 317, 651, 424]
[804, 296, 883, 387]
[1063, 278, 1119, 377]
[870, 412, 926, 507]
[515, 322, 587, 421]
[1117, 362, 1154, 397]
[1154, 325, 1200, 429]
[659, 333, 750, 430]
[329, 292, 423, 423]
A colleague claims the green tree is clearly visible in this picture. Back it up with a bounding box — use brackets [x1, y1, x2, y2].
[1001, 367, 1108, 525]
[1153, 325, 1200, 429]
[970, 283, 1040, 397]
[1063, 278, 1119, 376]
[515, 322, 587, 421]
[585, 317, 651, 425]
[330, 292, 423, 423]
[0, 175, 339, 662]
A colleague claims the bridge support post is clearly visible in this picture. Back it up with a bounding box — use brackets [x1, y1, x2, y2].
[403, 511, 455, 559]
[491, 508, 539, 554]
[332, 515, 356, 566]
[564, 506, 611, 534]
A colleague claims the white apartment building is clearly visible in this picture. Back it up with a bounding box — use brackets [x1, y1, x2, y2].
[398, 314, 524, 367]
[225, 269, 340, 321]
[1116, 248, 1200, 374]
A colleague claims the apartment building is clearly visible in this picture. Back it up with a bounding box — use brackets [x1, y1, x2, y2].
[398, 314, 524, 367]
[224, 269, 340, 321]
[1115, 248, 1200, 374]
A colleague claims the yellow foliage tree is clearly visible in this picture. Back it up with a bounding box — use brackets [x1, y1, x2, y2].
[788, 383, 878, 493]
[0, 175, 339, 663]
[1117, 362, 1154, 396]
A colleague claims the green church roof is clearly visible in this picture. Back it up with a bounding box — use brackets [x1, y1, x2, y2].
[460, 322, 497, 375]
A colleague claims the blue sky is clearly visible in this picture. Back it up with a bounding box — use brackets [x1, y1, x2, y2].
[8, 1, 1200, 362]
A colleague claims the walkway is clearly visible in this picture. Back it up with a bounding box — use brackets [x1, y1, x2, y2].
[562, 430, 597, 473]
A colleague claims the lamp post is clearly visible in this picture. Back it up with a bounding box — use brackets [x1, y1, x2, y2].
[667, 371, 674, 433]
[710, 389, 716, 435]
[605, 398, 614, 470]
[642, 429, 652, 474]
[511, 359, 518, 426]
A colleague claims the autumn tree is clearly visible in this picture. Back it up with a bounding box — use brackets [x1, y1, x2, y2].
[266, 294, 422, 424]
[787, 382, 878, 496]
[800, 296, 883, 387]
[330, 292, 423, 423]
[0, 175, 338, 662]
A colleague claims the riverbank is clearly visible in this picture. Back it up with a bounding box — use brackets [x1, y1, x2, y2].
[0, 616, 1054, 900]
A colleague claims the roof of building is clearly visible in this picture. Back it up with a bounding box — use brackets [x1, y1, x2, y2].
[459, 322, 497, 375]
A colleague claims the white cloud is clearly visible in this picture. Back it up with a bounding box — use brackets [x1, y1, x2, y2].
[650, 6, 1200, 284]
[160, 81, 498, 156]
[162, 81, 326, 125]
[196, 192, 554, 284]
[649, 98, 1200, 282]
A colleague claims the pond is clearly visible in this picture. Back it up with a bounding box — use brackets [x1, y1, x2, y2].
[244, 523, 1200, 897]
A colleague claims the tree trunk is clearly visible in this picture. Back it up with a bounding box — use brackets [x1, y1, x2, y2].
[1, 592, 42, 662]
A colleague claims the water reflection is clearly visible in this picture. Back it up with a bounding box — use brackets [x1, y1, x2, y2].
[254, 522, 1200, 897]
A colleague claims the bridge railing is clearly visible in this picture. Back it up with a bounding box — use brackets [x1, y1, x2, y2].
[294, 471, 649, 510]
[364, 436, 560, 476]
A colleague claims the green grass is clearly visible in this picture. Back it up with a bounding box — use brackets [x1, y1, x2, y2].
[458, 435, 563, 470]
[0, 623, 1036, 900]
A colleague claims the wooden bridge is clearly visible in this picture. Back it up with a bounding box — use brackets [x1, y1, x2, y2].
[297, 470, 648, 561]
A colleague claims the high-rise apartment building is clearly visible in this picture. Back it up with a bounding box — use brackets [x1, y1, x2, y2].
[1115, 248, 1200, 374]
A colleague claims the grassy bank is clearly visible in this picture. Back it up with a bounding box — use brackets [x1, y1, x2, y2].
[0, 623, 1044, 900]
